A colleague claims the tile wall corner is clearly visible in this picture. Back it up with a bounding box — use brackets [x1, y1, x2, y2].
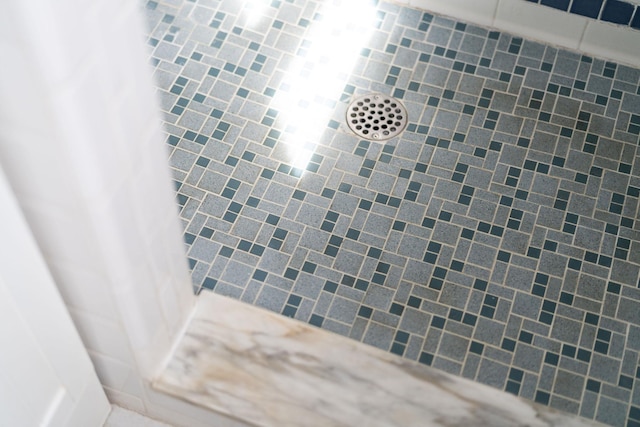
[392, 0, 640, 68]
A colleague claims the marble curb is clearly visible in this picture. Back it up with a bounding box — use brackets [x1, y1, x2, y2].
[153, 292, 603, 427]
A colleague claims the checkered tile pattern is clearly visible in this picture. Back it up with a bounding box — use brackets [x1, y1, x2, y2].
[144, 1, 640, 425]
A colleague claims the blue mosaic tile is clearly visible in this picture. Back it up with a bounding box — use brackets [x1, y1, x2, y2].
[147, 0, 640, 425]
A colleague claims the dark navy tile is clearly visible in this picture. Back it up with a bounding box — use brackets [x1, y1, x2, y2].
[601, 0, 635, 24]
[633, 8, 640, 28]
[541, 0, 570, 11]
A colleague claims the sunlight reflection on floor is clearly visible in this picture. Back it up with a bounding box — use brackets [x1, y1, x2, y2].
[266, 0, 378, 171]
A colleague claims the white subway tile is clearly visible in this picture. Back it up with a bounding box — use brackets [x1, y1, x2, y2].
[1, 3, 83, 85]
[408, 0, 498, 26]
[580, 20, 640, 67]
[31, 212, 103, 271]
[159, 281, 185, 335]
[54, 94, 134, 200]
[128, 166, 179, 243]
[88, 352, 134, 391]
[114, 283, 173, 374]
[103, 389, 146, 415]
[0, 132, 78, 207]
[91, 354, 147, 402]
[0, 51, 57, 133]
[494, 0, 587, 50]
[69, 309, 136, 365]
[49, 264, 116, 320]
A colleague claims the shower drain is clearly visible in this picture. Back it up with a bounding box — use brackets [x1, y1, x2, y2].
[346, 93, 408, 141]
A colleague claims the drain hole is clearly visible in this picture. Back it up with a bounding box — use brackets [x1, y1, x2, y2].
[346, 93, 408, 141]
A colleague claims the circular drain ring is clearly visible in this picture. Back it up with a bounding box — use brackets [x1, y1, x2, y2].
[346, 93, 408, 141]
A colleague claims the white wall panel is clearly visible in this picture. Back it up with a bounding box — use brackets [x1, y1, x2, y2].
[0, 0, 240, 425]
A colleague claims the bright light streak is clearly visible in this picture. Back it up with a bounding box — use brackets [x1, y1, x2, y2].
[270, 0, 378, 171]
[240, 0, 270, 28]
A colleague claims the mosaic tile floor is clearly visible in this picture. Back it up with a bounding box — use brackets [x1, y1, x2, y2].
[143, 1, 640, 425]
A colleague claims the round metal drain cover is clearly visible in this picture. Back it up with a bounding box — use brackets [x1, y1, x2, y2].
[346, 93, 408, 141]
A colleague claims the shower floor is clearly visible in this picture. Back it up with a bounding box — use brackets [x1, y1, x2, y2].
[144, 1, 640, 425]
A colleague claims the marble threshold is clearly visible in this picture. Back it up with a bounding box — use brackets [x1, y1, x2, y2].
[153, 292, 603, 427]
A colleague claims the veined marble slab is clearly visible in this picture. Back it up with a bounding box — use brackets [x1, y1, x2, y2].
[154, 292, 602, 427]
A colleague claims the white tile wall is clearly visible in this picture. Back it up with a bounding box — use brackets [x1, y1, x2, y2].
[0, 0, 246, 426]
[406, 0, 499, 26]
[493, 0, 588, 49]
[105, 405, 175, 427]
[391, 0, 640, 68]
[580, 19, 640, 66]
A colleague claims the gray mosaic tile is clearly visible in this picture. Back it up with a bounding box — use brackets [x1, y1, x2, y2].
[362, 322, 394, 351]
[147, 1, 640, 425]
